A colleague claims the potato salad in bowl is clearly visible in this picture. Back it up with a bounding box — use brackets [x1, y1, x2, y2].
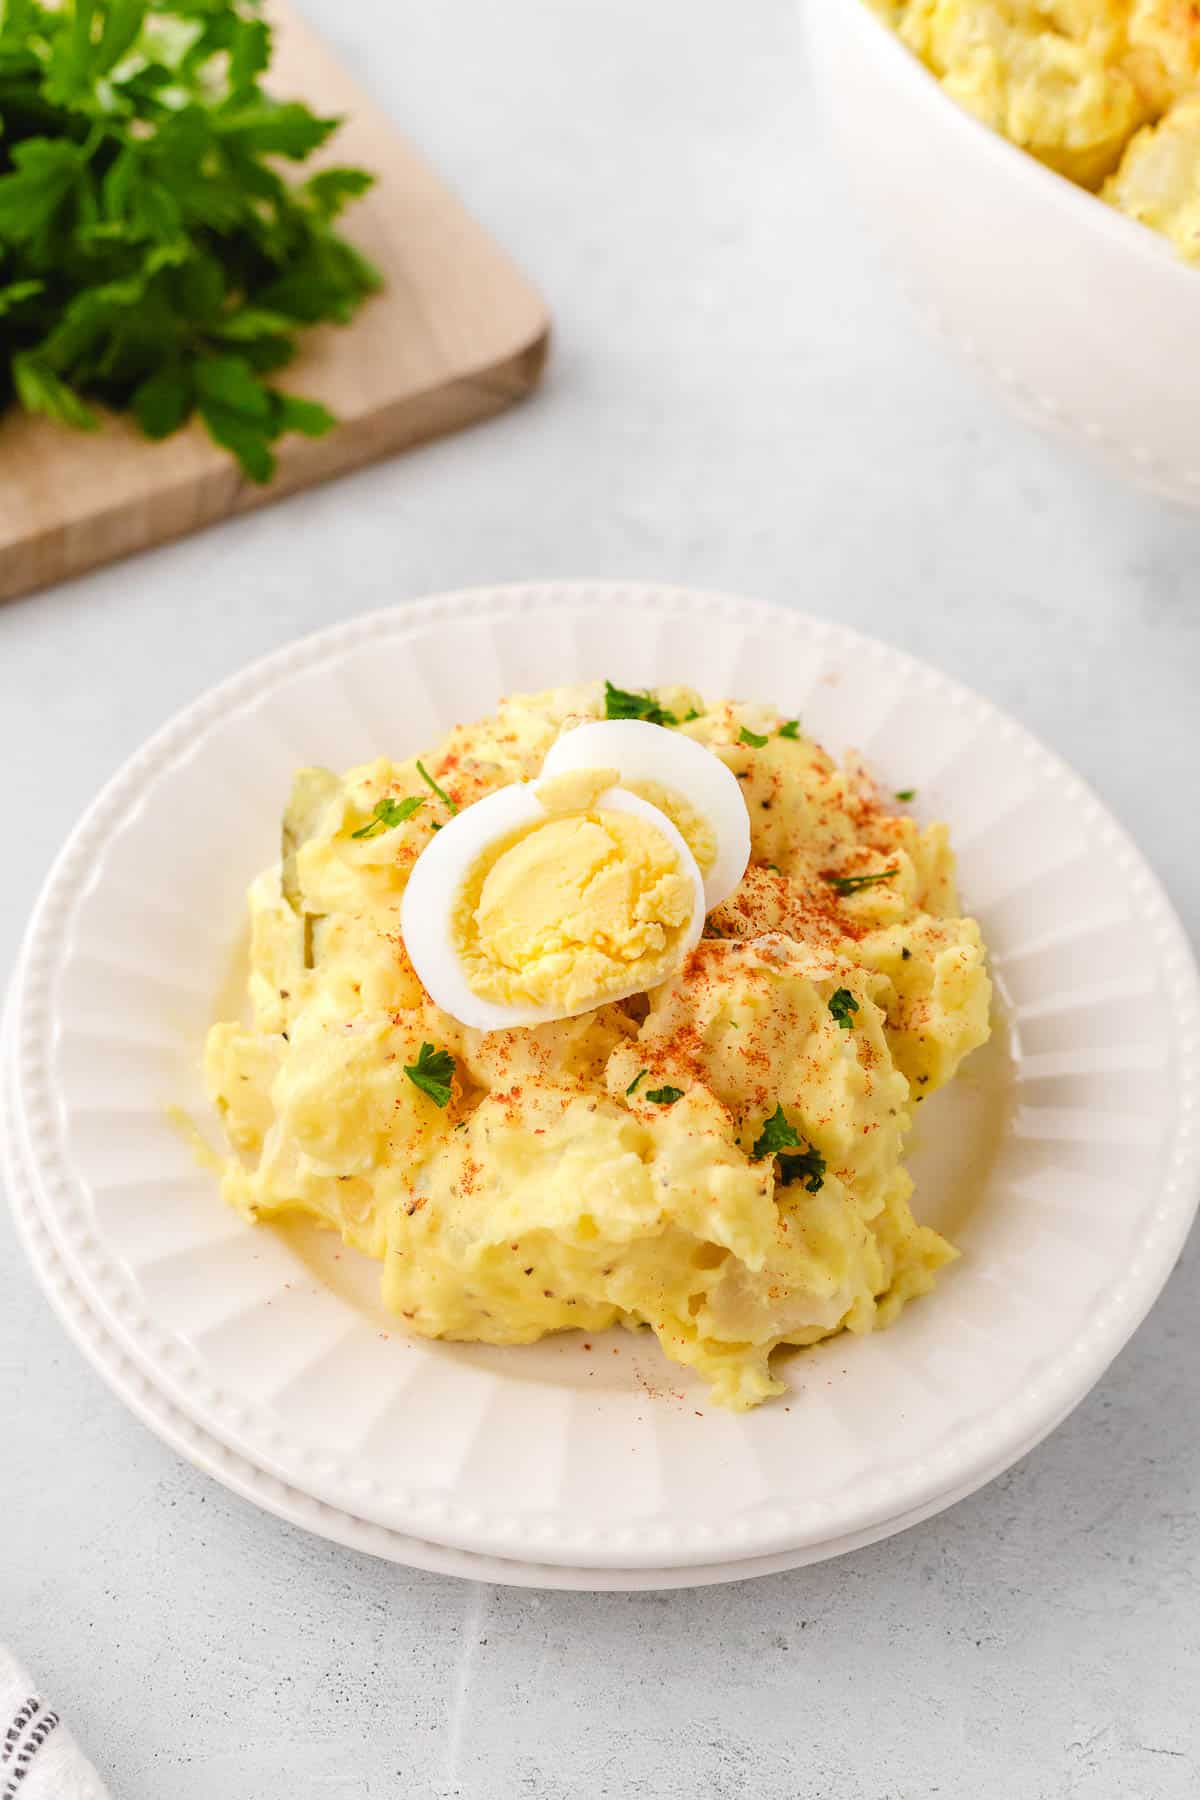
[807, 0, 1200, 501]
[866, 0, 1200, 259]
[204, 680, 991, 1411]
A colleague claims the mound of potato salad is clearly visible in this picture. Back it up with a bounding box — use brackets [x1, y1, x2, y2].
[205, 681, 991, 1409]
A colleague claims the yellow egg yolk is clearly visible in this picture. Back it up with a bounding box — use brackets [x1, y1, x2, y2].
[624, 777, 717, 877]
[451, 770, 697, 1011]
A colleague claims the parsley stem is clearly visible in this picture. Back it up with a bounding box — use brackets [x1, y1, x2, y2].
[417, 760, 458, 813]
[824, 866, 899, 897]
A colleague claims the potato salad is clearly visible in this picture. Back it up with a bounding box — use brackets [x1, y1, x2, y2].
[204, 682, 991, 1409]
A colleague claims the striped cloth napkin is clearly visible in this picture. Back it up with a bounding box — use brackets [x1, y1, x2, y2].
[2, 1647, 109, 1799]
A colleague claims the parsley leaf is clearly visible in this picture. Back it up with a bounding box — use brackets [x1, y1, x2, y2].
[738, 726, 769, 748]
[0, 280, 45, 321]
[416, 759, 458, 814]
[273, 393, 337, 438]
[0, 139, 84, 254]
[895, 788, 916, 803]
[824, 866, 900, 897]
[604, 680, 678, 727]
[12, 353, 96, 430]
[198, 398, 275, 483]
[752, 1104, 801, 1160]
[778, 720, 801, 740]
[305, 167, 375, 219]
[778, 1147, 826, 1193]
[132, 364, 193, 440]
[752, 1104, 826, 1191]
[214, 100, 339, 162]
[195, 353, 273, 421]
[0, 2, 378, 479]
[625, 1070, 648, 1096]
[404, 1043, 456, 1108]
[828, 988, 859, 1029]
[351, 795, 425, 839]
[645, 1085, 684, 1106]
[228, 15, 272, 92]
[682, 707, 702, 723]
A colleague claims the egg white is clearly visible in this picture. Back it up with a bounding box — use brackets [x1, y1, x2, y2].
[540, 718, 750, 910]
[400, 782, 707, 1032]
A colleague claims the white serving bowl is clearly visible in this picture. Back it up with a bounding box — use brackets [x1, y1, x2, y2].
[805, 0, 1200, 504]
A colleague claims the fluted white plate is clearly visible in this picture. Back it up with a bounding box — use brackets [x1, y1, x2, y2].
[8, 583, 1199, 1571]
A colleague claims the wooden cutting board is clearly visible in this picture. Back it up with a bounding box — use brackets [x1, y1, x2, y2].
[0, 5, 549, 604]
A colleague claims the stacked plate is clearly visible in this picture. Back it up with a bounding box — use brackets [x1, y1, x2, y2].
[6, 583, 1198, 1590]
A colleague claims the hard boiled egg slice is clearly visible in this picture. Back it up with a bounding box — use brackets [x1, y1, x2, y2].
[400, 768, 706, 1031]
[540, 718, 750, 910]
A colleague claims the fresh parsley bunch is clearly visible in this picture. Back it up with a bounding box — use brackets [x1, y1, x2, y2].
[0, 0, 380, 480]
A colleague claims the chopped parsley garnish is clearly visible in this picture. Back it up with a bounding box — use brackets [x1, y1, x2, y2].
[778, 1147, 827, 1193]
[752, 1103, 801, 1160]
[894, 788, 916, 803]
[645, 1085, 684, 1106]
[603, 679, 678, 727]
[416, 760, 458, 814]
[625, 1070, 648, 1096]
[738, 726, 769, 748]
[829, 988, 860, 1029]
[824, 866, 899, 897]
[752, 1104, 826, 1191]
[778, 720, 801, 740]
[404, 1043, 456, 1108]
[682, 707, 702, 723]
[901, 946, 912, 960]
[351, 795, 425, 838]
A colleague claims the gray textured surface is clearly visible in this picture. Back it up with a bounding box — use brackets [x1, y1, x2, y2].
[3, 2, 1199, 1796]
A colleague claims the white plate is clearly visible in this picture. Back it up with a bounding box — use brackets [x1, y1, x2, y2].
[9, 582, 1199, 1570]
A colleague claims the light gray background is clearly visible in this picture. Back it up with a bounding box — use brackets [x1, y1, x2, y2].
[3, 2, 1198, 1796]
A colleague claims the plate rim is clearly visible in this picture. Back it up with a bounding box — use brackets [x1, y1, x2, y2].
[9, 580, 1200, 1567]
